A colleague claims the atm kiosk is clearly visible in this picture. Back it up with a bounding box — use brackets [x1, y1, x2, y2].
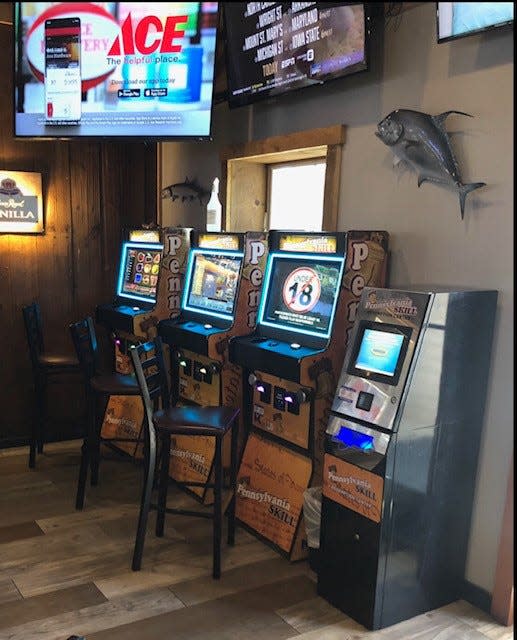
[95, 227, 192, 457]
[318, 286, 497, 630]
[158, 231, 269, 503]
[229, 231, 389, 560]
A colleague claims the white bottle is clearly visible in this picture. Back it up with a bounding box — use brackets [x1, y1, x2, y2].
[206, 177, 222, 232]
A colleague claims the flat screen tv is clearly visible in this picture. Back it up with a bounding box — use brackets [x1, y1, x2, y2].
[347, 321, 413, 386]
[116, 241, 164, 307]
[223, 3, 370, 109]
[258, 252, 344, 341]
[437, 2, 513, 43]
[182, 248, 244, 320]
[13, 2, 219, 140]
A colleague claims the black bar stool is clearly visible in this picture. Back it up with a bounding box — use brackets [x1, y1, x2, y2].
[69, 316, 142, 509]
[22, 302, 82, 468]
[130, 337, 240, 579]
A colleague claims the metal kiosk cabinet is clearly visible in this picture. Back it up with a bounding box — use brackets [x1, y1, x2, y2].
[318, 286, 497, 630]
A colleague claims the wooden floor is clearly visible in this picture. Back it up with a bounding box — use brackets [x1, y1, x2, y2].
[0, 441, 512, 640]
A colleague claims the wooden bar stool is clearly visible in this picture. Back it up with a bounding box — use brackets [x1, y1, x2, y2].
[69, 316, 142, 509]
[129, 337, 240, 579]
[22, 302, 82, 469]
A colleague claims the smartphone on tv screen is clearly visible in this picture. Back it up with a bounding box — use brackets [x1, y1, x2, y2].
[44, 17, 82, 123]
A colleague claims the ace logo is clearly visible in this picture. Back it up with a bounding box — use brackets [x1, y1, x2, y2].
[108, 13, 188, 56]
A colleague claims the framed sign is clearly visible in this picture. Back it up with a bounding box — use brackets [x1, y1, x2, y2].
[0, 171, 44, 234]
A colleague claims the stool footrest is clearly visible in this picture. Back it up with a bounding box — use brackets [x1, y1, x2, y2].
[150, 503, 213, 519]
[172, 480, 217, 489]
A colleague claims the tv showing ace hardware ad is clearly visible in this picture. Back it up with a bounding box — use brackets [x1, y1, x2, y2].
[13, 2, 218, 139]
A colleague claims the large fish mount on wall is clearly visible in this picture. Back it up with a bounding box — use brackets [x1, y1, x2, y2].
[375, 109, 485, 219]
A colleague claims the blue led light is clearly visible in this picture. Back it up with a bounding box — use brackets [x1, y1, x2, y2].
[335, 426, 374, 451]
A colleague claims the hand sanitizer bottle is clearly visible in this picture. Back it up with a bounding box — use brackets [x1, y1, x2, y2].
[206, 177, 222, 232]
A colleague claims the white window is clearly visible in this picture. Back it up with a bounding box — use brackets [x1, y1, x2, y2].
[267, 159, 326, 231]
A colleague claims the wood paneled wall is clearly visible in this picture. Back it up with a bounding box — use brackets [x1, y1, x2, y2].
[0, 18, 157, 446]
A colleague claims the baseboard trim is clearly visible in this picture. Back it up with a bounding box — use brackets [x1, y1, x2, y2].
[0, 435, 82, 450]
[0, 436, 28, 449]
[463, 579, 492, 614]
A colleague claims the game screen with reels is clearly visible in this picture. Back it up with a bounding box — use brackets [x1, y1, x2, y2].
[116, 242, 163, 305]
[183, 248, 243, 319]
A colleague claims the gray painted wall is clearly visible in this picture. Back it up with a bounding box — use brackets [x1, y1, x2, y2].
[161, 2, 513, 594]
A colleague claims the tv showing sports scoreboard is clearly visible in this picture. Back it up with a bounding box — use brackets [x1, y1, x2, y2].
[258, 252, 344, 340]
[224, 3, 370, 108]
[116, 241, 164, 306]
[13, 2, 219, 139]
[182, 248, 244, 320]
[437, 2, 513, 43]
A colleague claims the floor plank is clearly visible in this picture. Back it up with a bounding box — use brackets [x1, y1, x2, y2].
[0, 521, 44, 544]
[0, 577, 22, 605]
[169, 556, 311, 606]
[277, 595, 350, 634]
[0, 443, 512, 640]
[0, 583, 106, 631]
[87, 576, 318, 640]
[441, 601, 515, 640]
[2, 587, 184, 640]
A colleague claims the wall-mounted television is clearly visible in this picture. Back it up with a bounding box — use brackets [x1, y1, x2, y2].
[223, 3, 370, 109]
[258, 252, 344, 341]
[182, 248, 244, 320]
[13, 2, 219, 140]
[347, 321, 412, 386]
[116, 241, 164, 307]
[437, 2, 513, 43]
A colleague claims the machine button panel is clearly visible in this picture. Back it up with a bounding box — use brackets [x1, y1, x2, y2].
[193, 362, 204, 382]
[286, 394, 300, 415]
[356, 391, 374, 412]
[259, 382, 272, 404]
[273, 386, 286, 411]
[181, 358, 192, 377]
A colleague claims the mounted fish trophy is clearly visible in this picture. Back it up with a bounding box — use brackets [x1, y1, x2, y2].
[376, 109, 485, 219]
[161, 177, 211, 206]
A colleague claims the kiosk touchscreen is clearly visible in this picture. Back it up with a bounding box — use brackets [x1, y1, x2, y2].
[318, 286, 498, 630]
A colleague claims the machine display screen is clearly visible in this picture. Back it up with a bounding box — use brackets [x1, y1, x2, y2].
[258, 252, 344, 339]
[348, 321, 412, 386]
[183, 248, 243, 320]
[116, 241, 163, 305]
[355, 329, 404, 376]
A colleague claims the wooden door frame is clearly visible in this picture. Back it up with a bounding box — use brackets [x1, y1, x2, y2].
[219, 125, 346, 232]
[491, 454, 514, 626]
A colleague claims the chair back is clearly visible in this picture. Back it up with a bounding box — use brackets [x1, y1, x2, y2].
[69, 317, 98, 382]
[129, 337, 170, 429]
[22, 302, 44, 372]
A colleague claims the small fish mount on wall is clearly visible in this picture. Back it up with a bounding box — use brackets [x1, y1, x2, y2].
[161, 177, 211, 206]
[375, 109, 485, 219]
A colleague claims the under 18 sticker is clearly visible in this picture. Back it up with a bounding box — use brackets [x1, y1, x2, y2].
[283, 267, 321, 313]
